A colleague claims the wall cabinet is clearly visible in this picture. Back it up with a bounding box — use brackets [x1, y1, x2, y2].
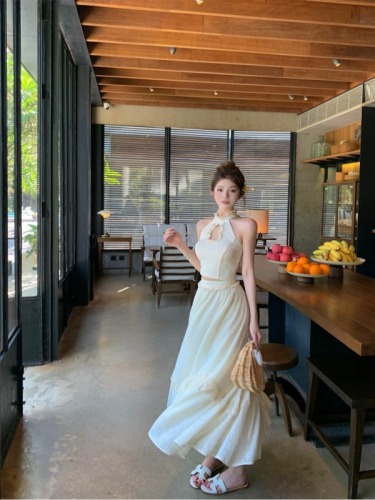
[321, 180, 359, 248]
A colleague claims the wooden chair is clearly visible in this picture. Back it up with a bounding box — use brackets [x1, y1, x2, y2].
[141, 223, 187, 280]
[304, 356, 375, 499]
[152, 246, 197, 307]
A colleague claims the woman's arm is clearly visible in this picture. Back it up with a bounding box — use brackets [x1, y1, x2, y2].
[163, 221, 207, 273]
[234, 218, 261, 348]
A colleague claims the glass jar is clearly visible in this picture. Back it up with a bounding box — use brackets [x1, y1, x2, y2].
[311, 135, 331, 158]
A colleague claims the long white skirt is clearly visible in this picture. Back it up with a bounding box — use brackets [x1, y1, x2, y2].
[148, 279, 271, 467]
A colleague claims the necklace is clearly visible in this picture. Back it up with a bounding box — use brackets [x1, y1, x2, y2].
[207, 210, 237, 241]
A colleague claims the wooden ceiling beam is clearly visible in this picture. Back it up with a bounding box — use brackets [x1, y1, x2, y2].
[93, 66, 350, 92]
[98, 84, 323, 104]
[94, 78, 340, 99]
[89, 65, 365, 85]
[76, 1, 375, 28]
[78, 7, 375, 45]
[75, 1, 375, 112]
[87, 42, 375, 73]
[95, 68, 351, 96]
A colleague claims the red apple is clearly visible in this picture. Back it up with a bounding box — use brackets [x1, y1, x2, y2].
[265, 251, 273, 260]
[269, 252, 280, 261]
[291, 253, 300, 262]
[271, 244, 283, 254]
[282, 245, 294, 255]
[280, 253, 292, 262]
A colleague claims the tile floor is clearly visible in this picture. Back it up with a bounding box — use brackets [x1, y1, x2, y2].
[1, 274, 375, 499]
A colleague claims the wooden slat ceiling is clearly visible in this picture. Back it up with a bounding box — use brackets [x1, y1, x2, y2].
[75, 0, 375, 114]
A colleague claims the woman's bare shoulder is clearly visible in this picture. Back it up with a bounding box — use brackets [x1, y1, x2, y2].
[233, 216, 257, 232]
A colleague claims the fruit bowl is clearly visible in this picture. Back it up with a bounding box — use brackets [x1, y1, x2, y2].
[286, 270, 329, 283]
[310, 256, 365, 279]
[266, 259, 288, 273]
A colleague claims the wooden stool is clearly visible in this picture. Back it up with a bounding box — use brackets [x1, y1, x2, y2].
[261, 343, 298, 436]
[304, 357, 375, 499]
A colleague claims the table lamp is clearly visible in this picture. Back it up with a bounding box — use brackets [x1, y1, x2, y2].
[247, 209, 269, 238]
[98, 210, 112, 236]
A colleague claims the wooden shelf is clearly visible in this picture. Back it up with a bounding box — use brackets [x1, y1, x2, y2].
[303, 149, 360, 166]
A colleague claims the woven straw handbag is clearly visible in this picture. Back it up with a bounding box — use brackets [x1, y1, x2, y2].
[231, 341, 265, 393]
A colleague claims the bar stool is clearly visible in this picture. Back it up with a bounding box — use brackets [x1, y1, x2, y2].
[261, 343, 298, 436]
[304, 356, 375, 499]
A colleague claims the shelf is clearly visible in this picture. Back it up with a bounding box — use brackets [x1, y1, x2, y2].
[303, 149, 360, 166]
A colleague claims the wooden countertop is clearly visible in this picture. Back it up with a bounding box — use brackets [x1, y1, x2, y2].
[255, 255, 375, 356]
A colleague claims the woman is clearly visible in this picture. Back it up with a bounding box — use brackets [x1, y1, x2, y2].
[148, 160, 271, 495]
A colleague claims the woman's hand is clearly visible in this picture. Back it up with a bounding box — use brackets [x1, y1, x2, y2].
[163, 227, 184, 247]
[249, 322, 262, 350]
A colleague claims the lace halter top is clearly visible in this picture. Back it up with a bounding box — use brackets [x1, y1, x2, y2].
[195, 211, 243, 281]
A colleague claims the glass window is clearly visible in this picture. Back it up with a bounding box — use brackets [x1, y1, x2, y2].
[103, 126, 166, 249]
[169, 128, 228, 222]
[20, 0, 38, 297]
[102, 127, 291, 248]
[233, 131, 291, 245]
[7, 0, 17, 335]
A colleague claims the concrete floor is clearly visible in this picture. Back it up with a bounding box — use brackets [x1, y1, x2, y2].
[2, 273, 375, 499]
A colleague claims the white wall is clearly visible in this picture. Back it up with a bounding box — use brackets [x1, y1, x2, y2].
[92, 104, 298, 132]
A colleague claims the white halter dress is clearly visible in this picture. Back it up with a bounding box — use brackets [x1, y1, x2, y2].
[148, 214, 271, 466]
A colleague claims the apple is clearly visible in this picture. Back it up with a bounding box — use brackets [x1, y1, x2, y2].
[291, 253, 300, 262]
[269, 252, 280, 261]
[265, 251, 273, 260]
[282, 245, 294, 255]
[271, 244, 283, 254]
[280, 253, 292, 262]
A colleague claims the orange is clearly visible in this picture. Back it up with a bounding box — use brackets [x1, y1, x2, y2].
[309, 264, 322, 275]
[297, 256, 308, 266]
[293, 264, 304, 274]
[319, 263, 330, 275]
[286, 262, 296, 272]
[303, 263, 311, 272]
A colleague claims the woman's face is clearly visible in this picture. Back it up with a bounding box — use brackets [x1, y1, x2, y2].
[211, 178, 241, 212]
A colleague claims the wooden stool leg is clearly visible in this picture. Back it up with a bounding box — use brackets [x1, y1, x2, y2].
[348, 408, 365, 499]
[274, 380, 294, 437]
[272, 371, 280, 416]
[304, 370, 319, 441]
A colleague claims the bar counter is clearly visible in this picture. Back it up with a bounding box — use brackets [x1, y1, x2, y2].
[254, 255, 375, 393]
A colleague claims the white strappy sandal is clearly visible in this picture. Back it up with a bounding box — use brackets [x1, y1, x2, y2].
[200, 473, 249, 495]
[189, 464, 223, 489]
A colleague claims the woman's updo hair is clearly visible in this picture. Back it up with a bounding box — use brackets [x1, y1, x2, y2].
[211, 160, 246, 197]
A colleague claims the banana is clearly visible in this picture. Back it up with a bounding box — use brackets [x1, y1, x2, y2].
[331, 240, 342, 247]
[340, 252, 349, 262]
[330, 249, 342, 260]
[328, 254, 339, 262]
[349, 245, 355, 253]
[341, 240, 349, 249]
[325, 242, 340, 251]
[319, 245, 331, 250]
[340, 246, 350, 254]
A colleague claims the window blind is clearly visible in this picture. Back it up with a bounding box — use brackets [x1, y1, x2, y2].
[233, 131, 291, 245]
[169, 128, 228, 223]
[103, 125, 166, 249]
